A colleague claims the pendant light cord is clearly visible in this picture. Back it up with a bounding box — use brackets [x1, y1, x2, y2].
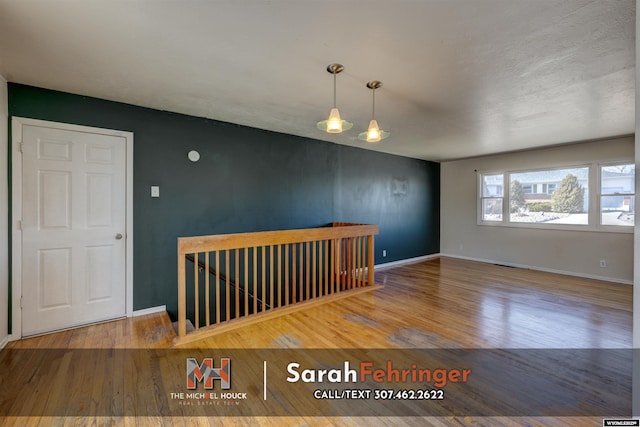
[333, 72, 337, 108]
[372, 88, 376, 120]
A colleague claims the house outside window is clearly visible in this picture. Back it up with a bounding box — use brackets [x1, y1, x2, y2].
[478, 162, 633, 231]
[509, 167, 589, 224]
[600, 163, 635, 227]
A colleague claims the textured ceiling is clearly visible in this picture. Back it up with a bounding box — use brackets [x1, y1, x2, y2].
[0, 0, 634, 161]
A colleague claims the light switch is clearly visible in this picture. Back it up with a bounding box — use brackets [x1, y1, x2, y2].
[151, 186, 160, 198]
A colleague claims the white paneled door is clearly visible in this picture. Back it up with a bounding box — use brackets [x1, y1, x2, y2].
[21, 124, 127, 336]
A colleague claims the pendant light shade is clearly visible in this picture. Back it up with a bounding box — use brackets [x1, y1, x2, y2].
[317, 64, 353, 133]
[365, 119, 382, 142]
[326, 108, 345, 133]
[358, 81, 390, 143]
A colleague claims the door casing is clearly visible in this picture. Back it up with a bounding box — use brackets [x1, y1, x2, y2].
[11, 117, 134, 340]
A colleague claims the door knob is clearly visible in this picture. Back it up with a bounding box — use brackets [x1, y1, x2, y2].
[115, 233, 123, 240]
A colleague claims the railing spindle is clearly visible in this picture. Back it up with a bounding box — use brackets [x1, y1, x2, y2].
[354, 238, 358, 289]
[244, 247, 249, 317]
[324, 240, 328, 296]
[215, 251, 221, 324]
[235, 249, 240, 320]
[343, 238, 348, 289]
[225, 250, 230, 321]
[299, 243, 303, 301]
[312, 240, 317, 299]
[270, 245, 275, 310]
[331, 239, 342, 292]
[261, 246, 266, 312]
[292, 243, 297, 303]
[277, 244, 282, 308]
[194, 252, 199, 329]
[367, 234, 374, 285]
[253, 246, 258, 315]
[178, 254, 186, 337]
[285, 244, 289, 306]
[205, 252, 210, 326]
[306, 242, 310, 300]
[318, 240, 323, 296]
[359, 237, 362, 286]
[353, 238, 357, 288]
[359, 236, 364, 287]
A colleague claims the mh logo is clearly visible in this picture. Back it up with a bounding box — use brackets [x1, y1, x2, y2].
[186, 357, 231, 390]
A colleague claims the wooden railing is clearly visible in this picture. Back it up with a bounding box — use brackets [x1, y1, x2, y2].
[175, 223, 379, 345]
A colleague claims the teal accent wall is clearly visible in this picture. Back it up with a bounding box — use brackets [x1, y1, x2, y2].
[8, 83, 440, 319]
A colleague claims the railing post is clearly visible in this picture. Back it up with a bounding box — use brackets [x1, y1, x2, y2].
[177, 246, 186, 338]
[367, 234, 375, 286]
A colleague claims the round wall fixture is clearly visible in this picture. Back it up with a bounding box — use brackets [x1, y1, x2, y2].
[188, 150, 200, 162]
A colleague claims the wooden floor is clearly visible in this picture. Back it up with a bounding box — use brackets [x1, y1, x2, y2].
[1, 257, 632, 426]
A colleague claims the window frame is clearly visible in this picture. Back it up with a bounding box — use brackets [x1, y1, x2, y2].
[598, 161, 635, 230]
[478, 172, 505, 223]
[477, 161, 633, 233]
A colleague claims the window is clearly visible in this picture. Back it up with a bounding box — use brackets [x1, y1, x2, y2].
[509, 167, 589, 225]
[480, 174, 503, 221]
[478, 162, 634, 231]
[600, 164, 634, 227]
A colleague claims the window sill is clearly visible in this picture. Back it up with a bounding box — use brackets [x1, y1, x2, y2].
[477, 220, 633, 234]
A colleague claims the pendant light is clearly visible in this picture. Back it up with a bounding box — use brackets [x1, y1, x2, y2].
[317, 63, 353, 133]
[358, 81, 390, 143]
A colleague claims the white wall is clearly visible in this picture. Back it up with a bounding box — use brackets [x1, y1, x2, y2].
[0, 75, 8, 349]
[441, 137, 634, 284]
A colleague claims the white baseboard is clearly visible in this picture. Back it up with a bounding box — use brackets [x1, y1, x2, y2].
[132, 305, 167, 317]
[376, 253, 441, 271]
[0, 336, 8, 351]
[441, 253, 633, 285]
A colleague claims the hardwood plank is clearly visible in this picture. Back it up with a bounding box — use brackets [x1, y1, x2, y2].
[173, 285, 383, 345]
[3, 257, 631, 427]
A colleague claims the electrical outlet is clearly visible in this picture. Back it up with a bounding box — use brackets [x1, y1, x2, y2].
[599, 259, 607, 268]
[382, 250, 387, 257]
